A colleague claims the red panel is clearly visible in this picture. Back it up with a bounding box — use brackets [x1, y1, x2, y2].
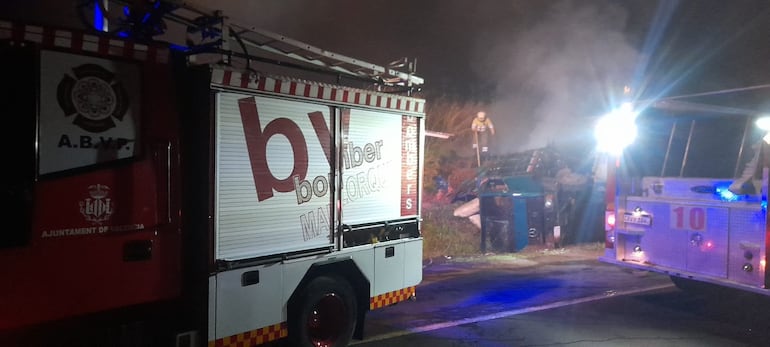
[0, 160, 181, 330]
[0, 59, 182, 332]
[400, 116, 419, 216]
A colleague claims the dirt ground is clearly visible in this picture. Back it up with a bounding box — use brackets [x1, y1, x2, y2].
[424, 241, 606, 269]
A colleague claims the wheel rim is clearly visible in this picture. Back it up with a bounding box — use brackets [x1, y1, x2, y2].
[307, 293, 347, 347]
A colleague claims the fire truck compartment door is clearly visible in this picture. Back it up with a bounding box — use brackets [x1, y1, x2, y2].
[211, 264, 284, 341]
[214, 93, 335, 261]
[340, 108, 421, 225]
[629, 199, 728, 278]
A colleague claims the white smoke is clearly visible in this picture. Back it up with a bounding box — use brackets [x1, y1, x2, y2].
[476, 1, 639, 154]
[195, 0, 640, 157]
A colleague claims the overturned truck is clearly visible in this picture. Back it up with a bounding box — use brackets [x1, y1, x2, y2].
[453, 147, 602, 252]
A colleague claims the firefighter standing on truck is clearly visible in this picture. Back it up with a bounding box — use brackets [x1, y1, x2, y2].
[471, 111, 495, 164]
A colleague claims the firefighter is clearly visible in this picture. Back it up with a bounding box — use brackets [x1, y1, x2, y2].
[471, 111, 495, 164]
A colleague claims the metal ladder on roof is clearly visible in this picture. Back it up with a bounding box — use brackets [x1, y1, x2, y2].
[78, 0, 423, 93]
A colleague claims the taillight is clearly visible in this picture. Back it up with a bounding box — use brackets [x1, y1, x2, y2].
[605, 211, 615, 249]
[605, 212, 616, 229]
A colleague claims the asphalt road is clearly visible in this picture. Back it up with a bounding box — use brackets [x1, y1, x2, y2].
[353, 245, 770, 346]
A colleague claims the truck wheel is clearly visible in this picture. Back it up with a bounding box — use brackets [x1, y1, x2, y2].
[290, 276, 357, 347]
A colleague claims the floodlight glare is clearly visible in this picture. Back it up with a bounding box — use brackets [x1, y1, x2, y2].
[756, 116, 770, 131]
[595, 103, 638, 154]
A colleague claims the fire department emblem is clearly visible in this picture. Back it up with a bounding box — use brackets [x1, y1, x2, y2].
[57, 64, 130, 133]
[80, 184, 114, 225]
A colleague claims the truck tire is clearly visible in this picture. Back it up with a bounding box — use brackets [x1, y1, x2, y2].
[289, 276, 357, 347]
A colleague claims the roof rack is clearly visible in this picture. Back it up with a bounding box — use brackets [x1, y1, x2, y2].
[82, 1, 422, 92]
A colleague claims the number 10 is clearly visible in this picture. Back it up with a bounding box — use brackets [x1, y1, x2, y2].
[672, 206, 706, 230]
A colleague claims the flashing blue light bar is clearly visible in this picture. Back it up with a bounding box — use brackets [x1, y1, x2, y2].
[714, 184, 739, 202]
[94, 0, 106, 32]
[168, 43, 190, 51]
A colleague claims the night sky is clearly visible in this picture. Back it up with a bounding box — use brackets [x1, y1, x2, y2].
[3, 0, 770, 152]
[193, 0, 770, 151]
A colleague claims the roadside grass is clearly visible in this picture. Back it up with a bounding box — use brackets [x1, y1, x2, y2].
[421, 202, 480, 260]
[421, 97, 489, 261]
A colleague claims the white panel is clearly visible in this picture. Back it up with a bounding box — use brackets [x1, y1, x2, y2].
[322, 87, 332, 100]
[342, 109, 403, 224]
[215, 93, 334, 260]
[208, 276, 217, 342]
[215, 264, 284, 339]
[373, 242, 405, 295]
[403, 238, 423, 287]
[295, 83, 307, 96]
[625, 197, 729, 278]
[630, 201, 688, 269]
[348, 248, 376, 292]
[24, 32, 42, 43]
[641, 177, 734, 201]
[684, 206, 728, 277]
[281, 257, 319, 313]
[728, 205, 766, 286]
[264, 78, 276, 92]
[38, 50, 141, 175]
[280, 80, 291, 94]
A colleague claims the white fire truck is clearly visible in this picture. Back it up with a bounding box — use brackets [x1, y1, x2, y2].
[0, 1, 425, 346]
[597, 97, 770, 295]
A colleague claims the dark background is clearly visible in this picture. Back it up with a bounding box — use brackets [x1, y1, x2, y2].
[4, 0, 770, 153]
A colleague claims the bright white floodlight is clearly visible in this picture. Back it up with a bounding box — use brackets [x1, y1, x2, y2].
[756, 116, 770, 131]
[757, 116, 770, 144]
[595, 102, 638, 154]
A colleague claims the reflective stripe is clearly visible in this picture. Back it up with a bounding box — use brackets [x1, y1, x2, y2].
[1, 21, 169, 64]
[209, 322, 288, 347]
[370, 286, 416, 310]
[211, 69, 425, 114]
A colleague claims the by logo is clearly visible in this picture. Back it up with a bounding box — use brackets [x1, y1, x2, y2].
[57, 64, 130, 133]
[80, 184, 114, 225]
[238, 98, 332, 202]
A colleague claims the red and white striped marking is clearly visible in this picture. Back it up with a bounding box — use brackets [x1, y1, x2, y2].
[0, 20, 169, 64]
[212, 69, 426, 114]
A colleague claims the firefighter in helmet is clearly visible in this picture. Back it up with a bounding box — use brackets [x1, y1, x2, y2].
[471, 111, 495, 163]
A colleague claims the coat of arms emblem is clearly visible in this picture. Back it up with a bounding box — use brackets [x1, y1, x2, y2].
[80, 184, 114, 224]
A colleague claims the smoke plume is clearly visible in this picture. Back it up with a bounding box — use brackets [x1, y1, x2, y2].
[476, 1, 639, 154]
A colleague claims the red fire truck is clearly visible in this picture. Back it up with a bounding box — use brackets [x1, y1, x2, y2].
[597, 96, 770, 295]
[0, 2, 425, 346]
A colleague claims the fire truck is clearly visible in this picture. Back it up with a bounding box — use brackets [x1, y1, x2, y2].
[0, 1, 425, 346]
[597, 96, 770, 295]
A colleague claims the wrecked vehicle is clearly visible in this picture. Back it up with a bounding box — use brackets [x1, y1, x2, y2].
[452, 147, 602, 252]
